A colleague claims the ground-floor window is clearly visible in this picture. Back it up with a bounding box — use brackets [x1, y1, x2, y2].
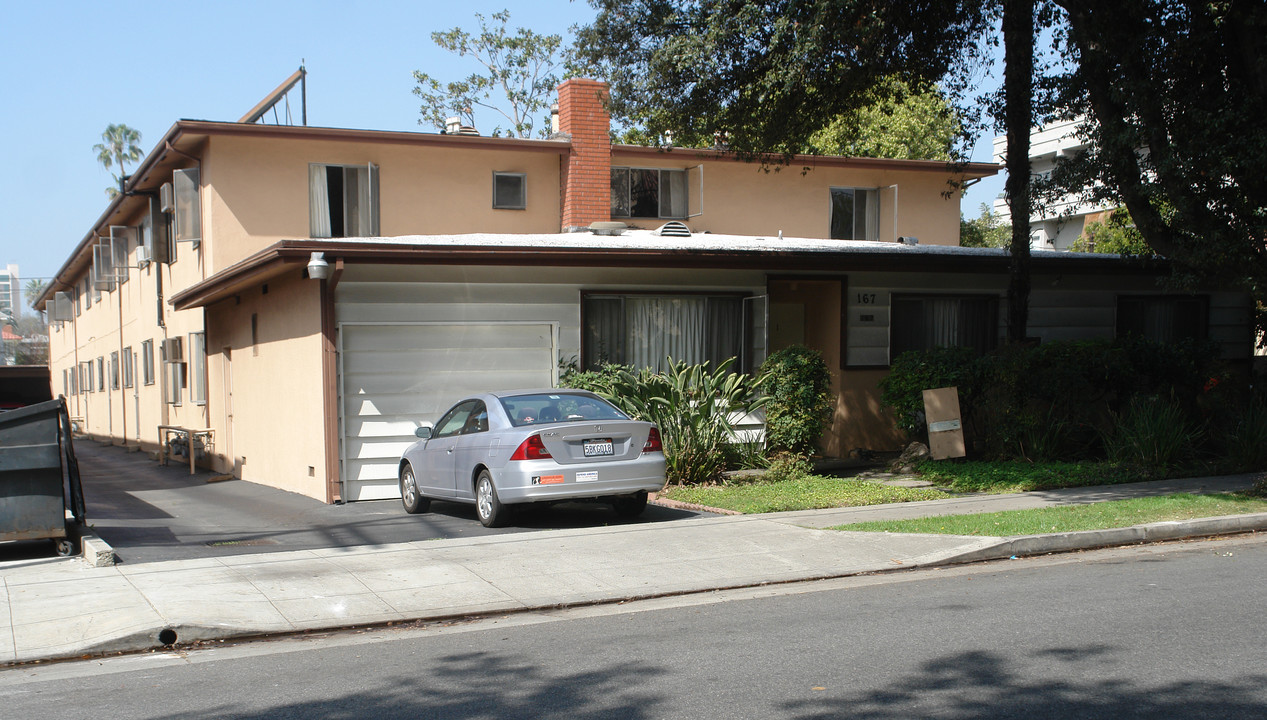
[190, 332, 207, 405]
[1116, 295, 1208, 343]
[122, 346, 134, 389]
[890, 294, 999, 360]
[582, 293, 745, 372]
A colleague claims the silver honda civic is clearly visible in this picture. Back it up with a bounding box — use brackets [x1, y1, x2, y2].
[398, 389, 667, 527]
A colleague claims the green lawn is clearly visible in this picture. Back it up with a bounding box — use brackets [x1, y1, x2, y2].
[658, 477, 948, 514]
[831, 493, 1267, 536]
[914, 460, 1159, 493]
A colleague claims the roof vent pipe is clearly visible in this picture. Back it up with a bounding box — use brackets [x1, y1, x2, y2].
[898, 236, 919, 245]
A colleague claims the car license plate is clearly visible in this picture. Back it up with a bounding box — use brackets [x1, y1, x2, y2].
[583, 439, 614, 457]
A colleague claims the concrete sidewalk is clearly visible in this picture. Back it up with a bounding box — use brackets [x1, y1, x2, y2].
[1, 472, 1263, 666]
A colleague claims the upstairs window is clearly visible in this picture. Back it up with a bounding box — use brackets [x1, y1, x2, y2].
[493, 172, 526, 209]
[1117, 295, 1209, 343]
[174, 167, 202, 244]
[830, 187, 879, 241]
[310, 163, 380, 238]
[611, 167, 687, 219]
[890, 294, 999, 361]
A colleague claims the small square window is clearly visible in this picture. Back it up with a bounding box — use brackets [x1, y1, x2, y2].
[493, 172, 526, 210]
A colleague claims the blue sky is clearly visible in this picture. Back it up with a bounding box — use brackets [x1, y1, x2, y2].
[1, 0, 1003, 287]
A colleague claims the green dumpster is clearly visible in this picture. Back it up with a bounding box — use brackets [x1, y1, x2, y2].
[0, 398, 86, 556]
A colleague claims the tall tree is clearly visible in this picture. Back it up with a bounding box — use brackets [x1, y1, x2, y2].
[413, 11, 567, 138]
[1002, 0, 1035, 343]
[574, 1, 996, 159]
[806, 76, 961, 160]
[23, 278, 47, 316]
[1048, 0, 1267, 342]
[574, 1, 1047, 339]
[94, 123, 144, 199]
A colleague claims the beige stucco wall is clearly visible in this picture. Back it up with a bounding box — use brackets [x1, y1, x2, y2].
[203, 271, 327, 500]
[610, 150, 965, 245]
[47, 196, 211, 452]
[202, 135, 564, 274]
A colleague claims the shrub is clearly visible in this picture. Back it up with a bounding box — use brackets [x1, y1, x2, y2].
[879, 346, 984, 436]
[879, 337, 1225, 464]
[568, 358, 765, 485]
[760, 453, 813, 483]
[1213, 400, 1267, 473]
[1103, 395, 1201, 470]
[760, 346, 835, 456]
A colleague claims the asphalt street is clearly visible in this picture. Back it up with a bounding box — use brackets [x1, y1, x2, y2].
[1, 441, 711, 565]
[4, 535, 1263, 719]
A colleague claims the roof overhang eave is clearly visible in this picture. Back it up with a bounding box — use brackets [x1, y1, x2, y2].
[170, 239, 1167, 311]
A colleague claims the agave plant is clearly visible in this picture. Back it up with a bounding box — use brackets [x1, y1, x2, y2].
[590, 358, 766, 485]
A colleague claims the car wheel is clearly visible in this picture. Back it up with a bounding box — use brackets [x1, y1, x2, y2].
[475, 470, 507, 528]
[612, 490, 648, 519]
[400, 465, 430, 514]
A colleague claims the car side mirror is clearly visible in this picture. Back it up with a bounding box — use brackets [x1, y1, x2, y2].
[415, 425, 433, 439]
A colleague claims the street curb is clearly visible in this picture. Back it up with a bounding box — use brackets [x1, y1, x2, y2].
[936, 512, 1267, 565]
[68, 525, 116, 568]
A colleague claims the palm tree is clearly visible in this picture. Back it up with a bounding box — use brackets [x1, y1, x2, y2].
[94, 123, 144, 198]
[24, 278, 47, 320]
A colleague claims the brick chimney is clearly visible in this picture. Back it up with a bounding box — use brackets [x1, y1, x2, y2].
[557, 79, 611, 232]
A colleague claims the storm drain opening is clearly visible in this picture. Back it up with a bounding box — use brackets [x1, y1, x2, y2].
[158, 628, 178, 646]
[205, 538, 280, 547]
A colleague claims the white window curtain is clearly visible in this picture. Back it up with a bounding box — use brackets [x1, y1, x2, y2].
[661, 170, 687, 218]
[309, 164, 331, 238]
[627, 296, 708, 370]
[928, 298, 961, 348]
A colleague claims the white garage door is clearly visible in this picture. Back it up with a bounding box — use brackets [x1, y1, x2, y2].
[339, 322, 557, 501]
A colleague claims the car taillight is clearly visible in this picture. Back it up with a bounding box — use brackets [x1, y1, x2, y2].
[643, 427, 663, 453]
[510, 434, 552, 461]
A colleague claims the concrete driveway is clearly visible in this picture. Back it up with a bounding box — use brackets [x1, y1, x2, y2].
[2, 441, 709, 565]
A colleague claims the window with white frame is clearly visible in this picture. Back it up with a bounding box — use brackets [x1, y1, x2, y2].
[110, 351, 120, 390]
[165, 360, 184, 406]
[122, 346, 134, 389]
[829, 187, 880, 241]
[492, 172, 526, 209]
[142, 339, 155, 385]
[174, 167, 202, 244]
[96, 357, 105, 392]
[309, 163, 380, 238]
[583, 293, 747, 373]
[190, 332, 206, 405]
[611, 167, 687, 219]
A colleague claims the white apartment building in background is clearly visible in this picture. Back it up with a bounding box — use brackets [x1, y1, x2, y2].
[992, 118, 1116, 251]
[0, 264, 19, 321]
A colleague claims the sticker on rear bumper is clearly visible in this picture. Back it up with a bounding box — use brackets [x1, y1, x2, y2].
[576, 471, 598, 483]
[532, 475, 565, 485]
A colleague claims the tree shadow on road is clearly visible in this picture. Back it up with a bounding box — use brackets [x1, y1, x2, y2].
[784, 645, 1267, 719]
[172, 649, 667, 720]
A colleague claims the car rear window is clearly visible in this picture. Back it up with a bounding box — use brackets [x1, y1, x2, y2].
[500, 393, 630, 426]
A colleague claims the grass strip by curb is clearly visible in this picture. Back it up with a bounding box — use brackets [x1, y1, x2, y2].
[658, 477, 949, 514]
[830, 492, 1267, 536]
